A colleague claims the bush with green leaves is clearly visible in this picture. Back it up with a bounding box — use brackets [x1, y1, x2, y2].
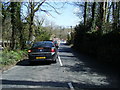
[73, 21, 120, 67]
[0, 50, 27, 66]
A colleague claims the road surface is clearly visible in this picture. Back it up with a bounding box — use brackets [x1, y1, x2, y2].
[1, 43, 119, 89]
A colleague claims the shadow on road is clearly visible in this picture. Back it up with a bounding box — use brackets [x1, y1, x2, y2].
[73, 49, 119, 75]
[59, 55, 76, 58]
[16, 59, 54, 66]
[59, 44, 119, 88]
[61, 44, 119, 75]
[2, 79, 113, 89]
[58, 46, 72, 53]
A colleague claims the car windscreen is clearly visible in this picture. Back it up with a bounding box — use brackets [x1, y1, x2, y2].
[32, 42, 54, 48]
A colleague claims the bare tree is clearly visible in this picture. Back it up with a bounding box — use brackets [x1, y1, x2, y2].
[23, 0, 64, 42]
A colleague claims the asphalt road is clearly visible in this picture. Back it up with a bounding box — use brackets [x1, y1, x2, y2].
[1, 43, 119, 90]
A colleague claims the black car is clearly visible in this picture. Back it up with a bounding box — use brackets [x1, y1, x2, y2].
[28, 41, 58, 64]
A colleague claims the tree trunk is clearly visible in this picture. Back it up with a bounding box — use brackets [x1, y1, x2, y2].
[116, 2, 120, 30]
[10, 2, 16, 50]
[84, 2, 88, 26]
[98, 2, 104, 35]
[16, 2, 25, 49]
[112, 2, 118, 31]
[2, 4, 6, 24]
[91, 2, 96, 31]
[118, 2, 120, 29]
[28, 2, 34, 42]
[107, 2, 112, 22]
[92, 2, 96, 22]
[102, 1, 108, 33]
[103, 1, 108, 23]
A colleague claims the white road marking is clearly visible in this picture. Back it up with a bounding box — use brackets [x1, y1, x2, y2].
[58, 56, 63, 66]
[68, 82, 75, 90]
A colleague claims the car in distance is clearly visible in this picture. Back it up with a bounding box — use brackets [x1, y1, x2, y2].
[46, 40, 59, 49]
[28, 41, 58, 64]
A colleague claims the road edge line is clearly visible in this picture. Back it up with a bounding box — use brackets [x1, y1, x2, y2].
[68, 82, 75, 90]
[58, 56, 63, 66]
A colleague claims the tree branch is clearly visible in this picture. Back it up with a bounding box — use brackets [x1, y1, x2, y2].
[34, 0, 46, 13]
[45, 2, 61, 15]
[40, 8, 55, 18]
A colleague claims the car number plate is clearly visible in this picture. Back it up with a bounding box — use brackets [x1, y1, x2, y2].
[36, 57, 46, 59]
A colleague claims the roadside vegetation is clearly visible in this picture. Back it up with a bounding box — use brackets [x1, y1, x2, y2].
[1, 1, 120, 69]
[1, 1, 68, 68]
[1, 2, 68, 50]
[70, 2, 120, 67]
[0, 50, 27, 68]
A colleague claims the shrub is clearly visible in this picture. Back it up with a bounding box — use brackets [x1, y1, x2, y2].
[73, 22, 120, 67]
[0, 50, 27, 66]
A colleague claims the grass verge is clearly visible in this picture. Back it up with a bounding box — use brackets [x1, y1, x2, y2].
[0, 50, 28, 71]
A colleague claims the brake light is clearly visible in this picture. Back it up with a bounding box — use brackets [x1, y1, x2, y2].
[51, 48, 55, 52]
[28, 50, 32, 52]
